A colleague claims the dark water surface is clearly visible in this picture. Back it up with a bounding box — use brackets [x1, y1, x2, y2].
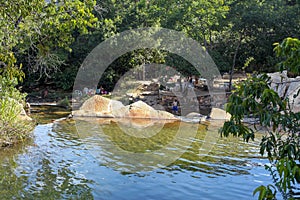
[0, 108, 271, 200]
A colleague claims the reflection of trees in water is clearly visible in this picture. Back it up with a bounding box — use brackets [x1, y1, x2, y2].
[0, 122, 94, 199]
[75, 119, 262, 176]
[0, 119, 264, 199]
[0, 140, 32, 199]
[23, 158, 94, 199]
[0, 156, 94, 199]
[170, 125, 261, 177]
[102, 121, 179, 153]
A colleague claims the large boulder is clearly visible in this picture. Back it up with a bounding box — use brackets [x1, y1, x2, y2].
[72, 95, 124, 117]
[72, 96, 178, 120]
[268, 71, 300, 113]
[120, 101, 177, 120]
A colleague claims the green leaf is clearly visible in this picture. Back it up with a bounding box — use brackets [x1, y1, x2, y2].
[253, 185, 267, 200]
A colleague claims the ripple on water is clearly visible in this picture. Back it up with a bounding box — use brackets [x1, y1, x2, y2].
[0, 119, 271, 200]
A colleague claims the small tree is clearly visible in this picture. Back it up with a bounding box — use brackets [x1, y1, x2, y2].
[220, 38, 300, 200]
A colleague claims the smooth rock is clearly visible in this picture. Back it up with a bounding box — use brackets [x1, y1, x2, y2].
[122, 101, 177, 120]
[209, 108, 231, 120]
[80, 95, 115, 113]
[186, 112, 203, 118]
[268, 71, 300, 113]
[72, 96, 178, 120]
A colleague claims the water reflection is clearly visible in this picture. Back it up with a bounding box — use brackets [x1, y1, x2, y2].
[0, 117, 269, 200]
[74, 118, 262, 176]
[30, 105, 70, 124]
[0, 124, 94, 199]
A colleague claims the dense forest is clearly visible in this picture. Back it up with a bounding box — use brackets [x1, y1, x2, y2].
[2, 0, 298, 92]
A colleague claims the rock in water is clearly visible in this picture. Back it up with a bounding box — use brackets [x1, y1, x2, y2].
[122, 101, 177, 120]
[209, 108, 231, 120]
[72, 95, 124, 117]
[80, 95, 111, 113]
[72, 96, 178, 120]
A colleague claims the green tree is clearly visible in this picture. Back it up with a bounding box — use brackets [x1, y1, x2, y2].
[0, 0, 98, 77]
[221, 38, 300, 199]
[0, 0, 98, 146]
[92, 0, 229, 85]
[212, 0, 300, 89]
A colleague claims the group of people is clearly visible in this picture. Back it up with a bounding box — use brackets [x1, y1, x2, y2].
[81, 86, 108, 96]
[95, 86, 108, 95]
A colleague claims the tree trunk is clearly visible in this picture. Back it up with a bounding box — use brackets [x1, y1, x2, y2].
[229, 33, 243, 91]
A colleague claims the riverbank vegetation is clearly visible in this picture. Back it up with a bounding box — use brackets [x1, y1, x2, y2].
[221, 38, 300, 200]
[0, 0, 98, 146]
[0, 69, 34, 147]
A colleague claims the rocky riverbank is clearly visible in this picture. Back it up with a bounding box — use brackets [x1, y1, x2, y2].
[72, 95, 231, 123]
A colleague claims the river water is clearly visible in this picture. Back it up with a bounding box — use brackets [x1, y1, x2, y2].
[0, 107, 271, 200]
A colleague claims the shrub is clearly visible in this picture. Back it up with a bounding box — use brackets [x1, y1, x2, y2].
[0, 75, 34, 147]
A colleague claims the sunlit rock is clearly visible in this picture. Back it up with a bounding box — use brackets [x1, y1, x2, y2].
[209, 108, 231, 120]
[72, 95, 123, 117]
[72, 96, 178, 120]
[268, 71, 300, 113]
[122, 101, 177, 120]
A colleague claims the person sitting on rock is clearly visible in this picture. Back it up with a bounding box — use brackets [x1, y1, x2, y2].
[172, 99, 178, 114]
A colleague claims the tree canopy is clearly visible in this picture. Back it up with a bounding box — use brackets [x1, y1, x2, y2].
[0, 0, 98, 79]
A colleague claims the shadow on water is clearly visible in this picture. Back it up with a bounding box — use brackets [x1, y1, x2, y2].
[29, 105, 71, 124]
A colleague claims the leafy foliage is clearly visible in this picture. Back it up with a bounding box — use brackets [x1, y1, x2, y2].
[0, 74, 34, 147]
[221, 38, 300, 199]
[0, 0, 98, 77]
[274, 37, 300, 75]
[0, 0, 98, 146]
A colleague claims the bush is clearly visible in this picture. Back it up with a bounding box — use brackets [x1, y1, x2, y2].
[0, 75, 34, 147]
[0, 98, 34, 147]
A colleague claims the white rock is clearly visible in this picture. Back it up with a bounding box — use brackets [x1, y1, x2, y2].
[209, 108, 231, 120]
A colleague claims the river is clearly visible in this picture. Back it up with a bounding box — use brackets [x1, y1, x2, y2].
[0, 106, 271, 199]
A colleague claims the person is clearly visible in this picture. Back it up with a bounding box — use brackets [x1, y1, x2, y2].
[83, 87, 89, 95]
[172, 99, 178, 114]
[42, 87, 48, 98]
[96, 86, 101, 95]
